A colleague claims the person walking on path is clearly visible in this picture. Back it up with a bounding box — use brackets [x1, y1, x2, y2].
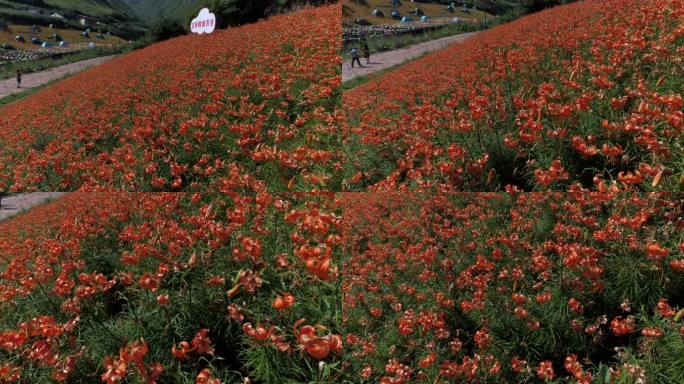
[363, 44, 370, 65]
[350, 47, 363, 68]
[16, 70, 21, 88]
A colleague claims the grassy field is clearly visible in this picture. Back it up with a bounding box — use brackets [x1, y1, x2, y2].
[342, 0, 493, 25]
[0, 23, 125, 50]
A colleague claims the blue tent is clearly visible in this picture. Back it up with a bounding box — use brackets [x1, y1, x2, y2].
[401, 16, 413, 23]
[31, 37, 42, 45]
[391, 11, 401, 19]
[41, 42, 53, 48]
[59, 40, 68, 47]
[421, 15, 430, 22]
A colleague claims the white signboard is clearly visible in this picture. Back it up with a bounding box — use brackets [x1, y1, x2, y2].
[190, 8, 216, 34]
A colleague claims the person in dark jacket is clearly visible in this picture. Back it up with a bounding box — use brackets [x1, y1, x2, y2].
[350, 47, 363, 68]
[363, 44, 370, 64]
[16, 70, 21, 88]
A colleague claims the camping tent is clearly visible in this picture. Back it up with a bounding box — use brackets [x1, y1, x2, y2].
[59, 41, 68, 47]
[82, 31, 90, 38]
[401, 16, 413, 23]
[31, 37, 42, 45]
[41, 42, 53, 48]
[414, 8, 424, 15]
[391, 11, 401, 19]
[15, 34, 25, 43]
[355, 18, 371, 26]
[420, 15, 430, 21]
[371, 9, 384, 17]
[52, 33, 62, 41]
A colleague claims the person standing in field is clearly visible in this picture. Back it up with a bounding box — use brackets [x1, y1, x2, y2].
[363, 44, 370, 64]
[16, 70, 21, 88]
[350, 47, 363, 68]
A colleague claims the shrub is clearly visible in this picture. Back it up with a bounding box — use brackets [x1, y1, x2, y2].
[150, 17, 186, 42]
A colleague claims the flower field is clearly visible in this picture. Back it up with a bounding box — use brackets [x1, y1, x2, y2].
[1, 0, 683, 382]
[0, 192, 343, 383]
[342, 192, 684, 383]
[343, 0, 684, 192]
[1, 190, 682, 383]
[0, 5, 341, 192]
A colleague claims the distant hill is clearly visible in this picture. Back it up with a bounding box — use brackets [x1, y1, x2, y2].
[0, 0, 146, 38]
[343, 0, 522, 25]
[123, 0, 202, 23]
[47, 0, 133, 18]
[0, 0, 135, 20]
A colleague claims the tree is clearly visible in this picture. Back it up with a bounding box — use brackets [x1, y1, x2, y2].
[521, 0, 563, 13]
[201, 0, 336, 29]
[150, 17, 185, 42]
[204, 0, 255, 29]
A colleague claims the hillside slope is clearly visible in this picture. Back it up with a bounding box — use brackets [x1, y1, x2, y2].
[343, 0, 684, 192]
[343, 0, 494, 25]
[123, 0, 202, 22]
[0, 4, 341, 192]
[0, 0, 145, 38]
[0, 0, 135, 20]
[44, 0, 133, 17]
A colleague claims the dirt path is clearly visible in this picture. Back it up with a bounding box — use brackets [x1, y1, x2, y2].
[0, 55, 115, 99]
[0, 193, 66, 221]
[343, 32, 479, 82]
